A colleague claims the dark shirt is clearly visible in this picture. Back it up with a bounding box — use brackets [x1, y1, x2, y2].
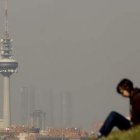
[130, 88, 140, 125]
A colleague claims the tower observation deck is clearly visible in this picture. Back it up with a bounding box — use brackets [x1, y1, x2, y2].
[0, 38, 18, 75]
[0, 0, 18, 128]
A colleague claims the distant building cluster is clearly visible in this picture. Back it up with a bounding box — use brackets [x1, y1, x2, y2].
[20, 87, 73, 129]
[0, 125, 88, 140]
[40, 127, 88, 138]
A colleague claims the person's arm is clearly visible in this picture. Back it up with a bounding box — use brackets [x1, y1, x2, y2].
[130, 94, 140, 125]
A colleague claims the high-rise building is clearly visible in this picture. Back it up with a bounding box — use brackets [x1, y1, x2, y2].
[49, 90, 72, 127]
[30, 110, 46, 130]
[61, 92, 72, 127]
[29, 86, 35, 117]
[49, 89, 54, 126]
[20, 87, 28, 125]
[20, 86, 35, 125]
[0, 0, 18, 128]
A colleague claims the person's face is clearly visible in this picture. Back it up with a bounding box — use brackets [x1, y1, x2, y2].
[119, 88, 130, 97]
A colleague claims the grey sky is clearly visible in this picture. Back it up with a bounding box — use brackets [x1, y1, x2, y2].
[0, 0, 140, 130]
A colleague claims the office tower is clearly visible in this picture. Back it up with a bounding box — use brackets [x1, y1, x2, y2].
[0, 0, 18, 128]
[20, 87, 28, 125]
[61, 92, 72, 127]
[49, 89, 54, 126]
[20, 87, 35, 125]
[31, 110, 46, 130]
[29, 87, 35, 117]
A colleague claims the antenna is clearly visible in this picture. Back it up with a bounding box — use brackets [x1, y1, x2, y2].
[4, 0, 9, 38]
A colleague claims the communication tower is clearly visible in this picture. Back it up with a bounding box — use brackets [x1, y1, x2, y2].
[0, 0, 18, 128]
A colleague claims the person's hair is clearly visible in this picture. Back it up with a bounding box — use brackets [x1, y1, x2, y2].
[116, 78, 134, 94]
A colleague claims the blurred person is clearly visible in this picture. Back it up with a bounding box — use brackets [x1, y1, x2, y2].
[95, 78, 140, 139]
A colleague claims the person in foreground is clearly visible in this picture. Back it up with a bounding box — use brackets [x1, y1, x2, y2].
[95, 78, 140, 139]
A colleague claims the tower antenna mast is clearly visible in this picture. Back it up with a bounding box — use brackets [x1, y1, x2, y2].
[4, 0, 9, 38]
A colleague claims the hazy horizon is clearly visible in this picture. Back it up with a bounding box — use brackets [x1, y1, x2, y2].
[0, 0, 140, 131]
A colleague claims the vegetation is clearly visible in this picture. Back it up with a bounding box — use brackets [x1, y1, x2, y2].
[89, 126, 140, 140]
[101, 126, 140, 140]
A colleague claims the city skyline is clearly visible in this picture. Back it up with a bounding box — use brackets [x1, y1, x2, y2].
[0, 0, 140, 130]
